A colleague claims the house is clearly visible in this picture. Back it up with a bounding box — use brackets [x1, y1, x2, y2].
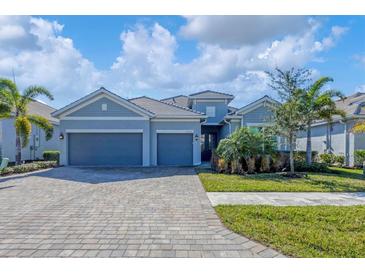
[0, 100, 60, 162]
[49, 87, 279, 166]
[296, 92, 365, 166]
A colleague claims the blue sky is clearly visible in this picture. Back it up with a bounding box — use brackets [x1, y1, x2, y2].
[0, 16, 364, 108]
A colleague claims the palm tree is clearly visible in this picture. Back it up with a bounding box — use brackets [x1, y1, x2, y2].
[297, 77, 345, 164]
[0, 78, 54, 165]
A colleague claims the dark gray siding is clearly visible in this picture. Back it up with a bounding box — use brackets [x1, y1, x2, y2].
[69, 97, 142, 117]
[68, 133, 142, 166]
[241, 105, 273, 125]
[193, 101, 228, 123]
[157, 133, 193, 166]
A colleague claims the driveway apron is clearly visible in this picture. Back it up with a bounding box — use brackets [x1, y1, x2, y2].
[0, 167, 282, 258]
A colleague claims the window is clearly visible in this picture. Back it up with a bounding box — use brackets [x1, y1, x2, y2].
[101, 103, 108, 111]
[206, 106, 216, 117]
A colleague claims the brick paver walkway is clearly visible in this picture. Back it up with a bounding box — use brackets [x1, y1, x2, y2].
[0, 167, 282, 258]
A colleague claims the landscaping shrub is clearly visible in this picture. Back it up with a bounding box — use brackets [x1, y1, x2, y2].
[0, 161, 57, 176]
[319, 153, 345, 167]
[294, 151, 318, 162]
[354, 150, 365, 167]
[272, 151, 290, 172]
[294, 161, 329, 173]
[335, 155, 345, 166]
[43, 150, 60, 164]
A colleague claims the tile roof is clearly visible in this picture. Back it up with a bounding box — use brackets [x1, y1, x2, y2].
[188, 90, 234, 99]
[160, 95, 189, 107]
[27, 100, 59, 124]
[129, 96, 204, 117]
[335, 92, 365, 115]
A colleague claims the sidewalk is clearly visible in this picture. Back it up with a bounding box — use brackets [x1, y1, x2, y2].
[207, 192, 365, 206]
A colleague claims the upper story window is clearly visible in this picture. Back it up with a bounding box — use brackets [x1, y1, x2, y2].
[101, 103, 108, 111]
[206, 106, 216, 117]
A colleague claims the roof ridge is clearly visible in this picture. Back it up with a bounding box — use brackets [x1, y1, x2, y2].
[158, 98, 205, 115]
[131, 95, 204, 115]
[189, 90, 234, 97]
[160, 94, 188, 101]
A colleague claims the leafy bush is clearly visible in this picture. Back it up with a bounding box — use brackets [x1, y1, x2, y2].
[355, 150, 365, 167]
[335, 155, 345, 166]
[43, 150, 60, 164]
[294, 161, 329, 173]
[319, 153, 345, 166]
[1, 161, 57, 176]
[294, 151, 318, 162]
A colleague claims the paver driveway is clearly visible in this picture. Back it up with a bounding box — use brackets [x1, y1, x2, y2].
[0, 167, 282, 258]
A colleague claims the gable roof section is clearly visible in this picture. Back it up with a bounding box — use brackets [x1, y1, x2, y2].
[189, 90, 234, 100]
[335, 92, 365, 116]
[130, 96, 205, 118]
[235, 95, 280, 115]
[52, 87, 154, 118]
[28, 100, 59, 124]
[160, 95, 189, 107]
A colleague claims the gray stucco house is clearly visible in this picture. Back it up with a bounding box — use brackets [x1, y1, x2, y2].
[0, 100, 60, 162]
[0, 87, 280, 166]
[296, 92, 365, 166]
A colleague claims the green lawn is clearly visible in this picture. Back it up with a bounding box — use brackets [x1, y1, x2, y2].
[198, 167, 365, 192]
[215, 205, 365, 257]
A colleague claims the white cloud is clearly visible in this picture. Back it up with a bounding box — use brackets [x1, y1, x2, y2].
[180, 16, 308, 47]
[354, 54, 365, 67]
[0, 16, 349, 107]
[0, 16, 102, 107]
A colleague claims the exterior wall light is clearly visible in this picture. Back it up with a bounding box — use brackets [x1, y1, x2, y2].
[59, 133, 64, 140]
[194, 134, 199, 141]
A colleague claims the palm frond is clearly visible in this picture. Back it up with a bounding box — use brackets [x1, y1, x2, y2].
[28, 114, 54, 140]
[15, 116, 32, 148]
[0, 102, 12, 117]
[22, 86, 54, 101]
[0, 78, 19, 103]
[308, 77, 333, 97]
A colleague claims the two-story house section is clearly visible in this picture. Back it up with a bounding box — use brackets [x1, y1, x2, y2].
[162, 91, 280, 162]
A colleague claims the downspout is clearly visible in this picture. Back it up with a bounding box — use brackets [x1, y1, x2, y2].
[223, 118, 232, 135]
[339, 119, 348, 166]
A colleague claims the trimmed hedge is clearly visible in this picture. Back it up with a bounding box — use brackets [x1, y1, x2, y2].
[294, 161, 329, 173]
[1, 161, 57, 176]
[319, 153, 345, 166]
[355, 150, 365, 167]
[294, 151, 319, 162]
[43, 150, 60, 164]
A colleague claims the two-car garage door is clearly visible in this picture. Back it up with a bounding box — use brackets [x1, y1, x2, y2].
[67, 132, 193, 166]
[68, 133, 143, 166]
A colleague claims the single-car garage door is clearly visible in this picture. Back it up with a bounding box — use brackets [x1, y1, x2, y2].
[68, 133, 143, 166]
[157, 133, 193, 166]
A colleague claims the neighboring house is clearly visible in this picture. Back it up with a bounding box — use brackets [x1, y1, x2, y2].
[0, 100, 60, 162]
[296, 92, 365, 166]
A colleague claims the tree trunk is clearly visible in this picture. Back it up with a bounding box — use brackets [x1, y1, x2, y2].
[306, 123, 312, 164]
[247, 157, 256, 174]
[289, 136, 295, 174]
[15, 132, 21, 165]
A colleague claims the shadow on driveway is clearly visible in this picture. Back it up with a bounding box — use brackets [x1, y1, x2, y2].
[0, 166, 197, 184]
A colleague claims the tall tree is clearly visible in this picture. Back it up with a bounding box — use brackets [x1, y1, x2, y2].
[297, 77, 345, 164]
[270, 95, 304, 174]
[0, 78, 54, 165]
[266, 67, 312, 101]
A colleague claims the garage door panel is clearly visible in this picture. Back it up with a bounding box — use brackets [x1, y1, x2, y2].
[157, 133, 193, 166]
[68, 133, 142, 166]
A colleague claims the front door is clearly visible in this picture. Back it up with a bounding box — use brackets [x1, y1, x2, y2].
[201, 133, 217, 161]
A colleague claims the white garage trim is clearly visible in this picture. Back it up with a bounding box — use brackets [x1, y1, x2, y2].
[61, 117, 149, 121]
[156, 130, 194, 134]
[65, 129, 144, 133]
